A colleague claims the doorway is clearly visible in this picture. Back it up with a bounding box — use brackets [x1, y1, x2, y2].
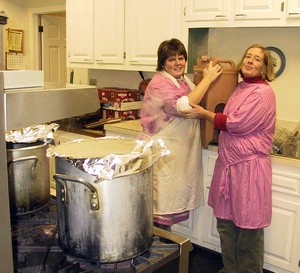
[29, 6, 67, 84]
[40, 13, 66, 84]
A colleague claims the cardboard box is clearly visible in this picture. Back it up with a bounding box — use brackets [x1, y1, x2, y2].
[102, 109, 140, 120]
[101, 100, 142, 111]
[98, 88, 140, 109]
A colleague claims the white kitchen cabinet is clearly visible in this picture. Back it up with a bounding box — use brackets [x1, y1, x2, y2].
[287, 0, 300, 18]
[264, 157, 300, 273]
[67, 0, 181, 71]
[66, 0, 124, 66]
[185, 0, 230, 22]
[173, 147, 300, 273]
[234, 0, 282, 20]
[94, 0, 125, 65]
[183, 0, 300, 27]
[67, 0, 94, 63]
[125, 0, 181, 69]
[170, 205, 205, 246]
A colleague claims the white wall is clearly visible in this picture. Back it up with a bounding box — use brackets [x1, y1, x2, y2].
[0, 0, 25, 30]
[1, 1, 299, 128]
[207, 27, 300, 124]
[0, 0, 65, 69]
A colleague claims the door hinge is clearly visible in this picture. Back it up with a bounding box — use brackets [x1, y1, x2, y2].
[38, 25, 43, 32]
[281, 1, 284, 12]
[123, 52, 126, 59]
[184, 7, 186, 16]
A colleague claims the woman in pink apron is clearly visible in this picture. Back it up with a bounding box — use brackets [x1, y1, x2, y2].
[140, 38, 222, 230]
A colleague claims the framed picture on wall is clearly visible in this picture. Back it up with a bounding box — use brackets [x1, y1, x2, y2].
[6, 28, 24, 53]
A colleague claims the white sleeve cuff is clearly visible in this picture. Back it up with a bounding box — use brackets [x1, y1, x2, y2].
[176, 95, 192, 112]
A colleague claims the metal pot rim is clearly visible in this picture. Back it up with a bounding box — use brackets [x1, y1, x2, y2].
[6, 141, 47, 151]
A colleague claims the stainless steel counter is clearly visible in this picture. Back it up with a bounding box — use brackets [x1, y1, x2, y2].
[4, 84, 99, 131]
[1, 74, 100, 273]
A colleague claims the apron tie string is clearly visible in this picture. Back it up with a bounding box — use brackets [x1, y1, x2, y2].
[218, 154, 259, 200]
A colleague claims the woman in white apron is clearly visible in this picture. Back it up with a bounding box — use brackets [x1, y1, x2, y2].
[140, 38, 222, 230]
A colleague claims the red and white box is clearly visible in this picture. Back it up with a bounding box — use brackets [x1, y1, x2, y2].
[102, 109, 140, 120]
[98, 87, 141, 110]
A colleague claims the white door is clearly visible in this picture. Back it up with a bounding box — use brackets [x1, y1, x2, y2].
[41, 14, 67, 84]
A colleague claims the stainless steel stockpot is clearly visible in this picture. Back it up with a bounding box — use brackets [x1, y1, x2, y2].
[52, 139, 154, 262]
[7, 141, 50, 215]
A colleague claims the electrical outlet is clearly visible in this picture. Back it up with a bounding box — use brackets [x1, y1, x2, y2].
[89, 79, 97, 86]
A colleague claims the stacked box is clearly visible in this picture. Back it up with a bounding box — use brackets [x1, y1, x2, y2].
[98, 87, 140, 109]
[98, 87, 142, 119]
[102, 109, 140, 120]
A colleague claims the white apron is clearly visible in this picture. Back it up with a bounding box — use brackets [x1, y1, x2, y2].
[142, 118, 204, 215]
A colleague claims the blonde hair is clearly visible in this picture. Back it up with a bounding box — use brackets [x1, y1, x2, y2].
[237, 44, 275, 82]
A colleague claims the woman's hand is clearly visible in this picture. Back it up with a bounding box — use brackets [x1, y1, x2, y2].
[203, 60, 222, 83]
[180, 103, 216, 123]
[180, 103, 206, 119]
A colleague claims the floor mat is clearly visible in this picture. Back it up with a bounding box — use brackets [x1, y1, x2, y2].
[188, 245, 274, 273]
[189, 246, 223, 273]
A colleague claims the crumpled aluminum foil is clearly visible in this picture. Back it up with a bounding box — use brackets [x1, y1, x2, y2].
[5, 123, 60, 143]
[47, 136, 170, 181]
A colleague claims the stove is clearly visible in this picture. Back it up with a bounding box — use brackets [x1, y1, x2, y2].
[11, 198, 193, 273]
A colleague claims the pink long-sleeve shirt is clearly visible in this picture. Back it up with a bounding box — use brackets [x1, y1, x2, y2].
[208, 80, 276, 229]
[141, 72, 192, 135]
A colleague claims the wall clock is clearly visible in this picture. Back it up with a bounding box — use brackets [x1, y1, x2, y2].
[267, 46, 286, 78]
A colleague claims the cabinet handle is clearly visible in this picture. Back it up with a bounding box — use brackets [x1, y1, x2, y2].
[83, 59, 92, 62]
[129, 60, 139, 63]
[288, 12, 300, 17]
[235, 13, 247, 18]
[215, 15, 226, 19]
[95, 59, 103, 62]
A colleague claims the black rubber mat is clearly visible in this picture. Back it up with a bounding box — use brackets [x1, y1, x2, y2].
[189, 245, 223, 273]
[188, 245, 275, 273]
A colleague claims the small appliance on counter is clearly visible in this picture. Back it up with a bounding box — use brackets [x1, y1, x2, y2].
[194, 59, 238, 148]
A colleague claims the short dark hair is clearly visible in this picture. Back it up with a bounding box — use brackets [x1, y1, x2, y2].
[156, 38, 187, 71]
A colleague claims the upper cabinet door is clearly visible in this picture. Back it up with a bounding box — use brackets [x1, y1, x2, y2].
[94, 0, 125, 64]
[67, 0, 94, 63]
[126, 0, 181, 67]
[287, 0, 300, 18]
[185, 0, 230, 21]
[234, 0, 282, 20]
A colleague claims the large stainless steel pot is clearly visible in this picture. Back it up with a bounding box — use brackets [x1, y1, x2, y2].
[7, 141, 50, 215]
[54, 157, 153, 262]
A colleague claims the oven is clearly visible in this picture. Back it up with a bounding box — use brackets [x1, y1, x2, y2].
[0, 70, 99, 272]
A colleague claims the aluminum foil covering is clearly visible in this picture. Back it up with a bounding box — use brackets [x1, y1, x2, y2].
[47, 136, 170, 181]
[5, 123, 60, 143]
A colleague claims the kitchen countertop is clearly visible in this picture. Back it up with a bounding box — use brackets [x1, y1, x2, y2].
[104, 119, 142, 138]
[206, 145, 300, 169]
[104, 120, 300, 169]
